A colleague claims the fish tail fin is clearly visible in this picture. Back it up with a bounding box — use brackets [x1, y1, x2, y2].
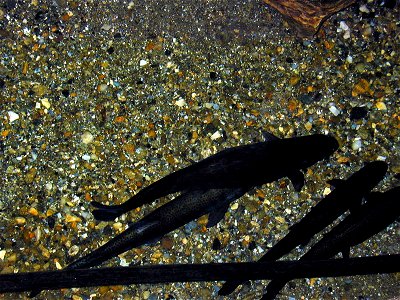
[218, 280, 243, 295]
[91, 201, 125, 221]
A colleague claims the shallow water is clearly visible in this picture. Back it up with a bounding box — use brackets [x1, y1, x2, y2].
[0, 1, 399, 299]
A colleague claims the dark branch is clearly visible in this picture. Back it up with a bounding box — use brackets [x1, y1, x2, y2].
[1, 255, 399, 293]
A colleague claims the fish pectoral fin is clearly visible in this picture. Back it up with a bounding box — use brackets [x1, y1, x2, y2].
[206, 203, 230, 228]
[341, 247, 350, 258]
[288, 170, 305, 192]
[327, 178, 345, 189]
[262, 131, 280, 142]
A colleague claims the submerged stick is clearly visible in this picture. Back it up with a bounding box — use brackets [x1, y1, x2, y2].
[0, 255, 399, 293]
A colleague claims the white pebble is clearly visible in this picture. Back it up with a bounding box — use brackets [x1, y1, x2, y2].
[210, 131, 222, 140]
[82, 154, 91, 161]
[7, 111, 19, 123]
[139, 59, 148, 67]
[329, 105, 341, 116]
[340, 21, 349, 31]
[352, 138, 362, 151]
[175, 98, 186, 107]
[359, 4, 370, 13]
[0, 250, 6, 260]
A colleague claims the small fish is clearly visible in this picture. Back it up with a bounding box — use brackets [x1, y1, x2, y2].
[219, 161, 388, 295]
[91, 133, 339, 221]
[30, 187, 250, 297]
[262, 185, 400, 300]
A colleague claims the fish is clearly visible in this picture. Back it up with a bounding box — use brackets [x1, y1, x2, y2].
[262, 185, 400, 300]
[30, 187, 250, 297]
[219, 161, 388, 295]
[91, 133, 339, 221]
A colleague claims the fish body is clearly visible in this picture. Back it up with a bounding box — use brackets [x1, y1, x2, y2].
[262, 186, 400, 300]
[29, 187, 249, 297]
[66, 187, 248, 270]
[219, 161, 387, 295]
[92, 134, 339, 221]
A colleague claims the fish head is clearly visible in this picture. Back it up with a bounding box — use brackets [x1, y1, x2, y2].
[289, 134, 339, 168]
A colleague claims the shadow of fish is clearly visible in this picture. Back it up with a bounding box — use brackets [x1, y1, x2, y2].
[91, 133, 339, 221]
[219, 161, 388, 295]
[262, 185, 400, 300]
[29, 187, 250, 297]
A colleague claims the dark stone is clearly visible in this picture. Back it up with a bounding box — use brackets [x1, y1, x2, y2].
[61, 89, 70, 97]
[350, 106, 368, 120]
[164, 49, 172, 56]
[286, 57, 294, 63]
[212, 237, 222, 250]
[107, 46, 114, 54]
[46, 216, 55, 229]
[298, 92, 322, 104]
[114, 32, 122, 39]
[0, 78, 4, 89]
[209, 71, 218, 80]
[248, 240, 257, 250]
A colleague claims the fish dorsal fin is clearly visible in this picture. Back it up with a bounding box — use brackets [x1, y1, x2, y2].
[206, 202, 231, 228]
[288, 170, 305, 192]
[327, 178, 345, 188]
[262, 131, 280, 142]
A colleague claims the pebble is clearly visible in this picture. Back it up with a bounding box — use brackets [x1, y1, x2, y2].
[329, 104, 341, 116]
[175, 98, 186, 107]
[139, 59, 148, 67]
[40, 98, 51, 109]
[352, 138, 362, 151]
[350, 106, 368, 120]
[7, 111, 19, 123]
[376, 101, 387, 110]
[210, 131, 222, 140]
[15, 217, 26, 225]
[81, 131, 94, 144]
[231, 202, 239, 210]
[0, 250, 6, 261]
[65, 214, 82, 223]
[68, 245, 80, 256]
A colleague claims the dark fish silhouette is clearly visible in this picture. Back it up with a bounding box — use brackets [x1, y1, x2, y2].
[262, 185, 400, 300]
[219, 161, 388, 295]
[30, 187, 250, 297]
[91, 133, 339, 221]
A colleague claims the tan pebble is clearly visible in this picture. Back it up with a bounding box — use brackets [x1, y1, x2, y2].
[151, 251, 162, 260]
[304, 122, 312, 131]
[113, 222, 123, 231]
[197, 215, 208, 226]
[72, 295, 83, 300]
[161, 237, 174, 250]
[28, 207, 39, 216]
[15, 217, 26, 225]
[81, 131, 94, 144]
[65, 214, 82, 223]
[231, 202, 239, 210]
[275, 216, 285, 224]
[7, 253, 17, 263]
[68, 245, 80, 256]
[142, 291, 150, 299]
[376, 101, 387, 110]
[182, 238, 188, 244]
[41, 247, 50, 259]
